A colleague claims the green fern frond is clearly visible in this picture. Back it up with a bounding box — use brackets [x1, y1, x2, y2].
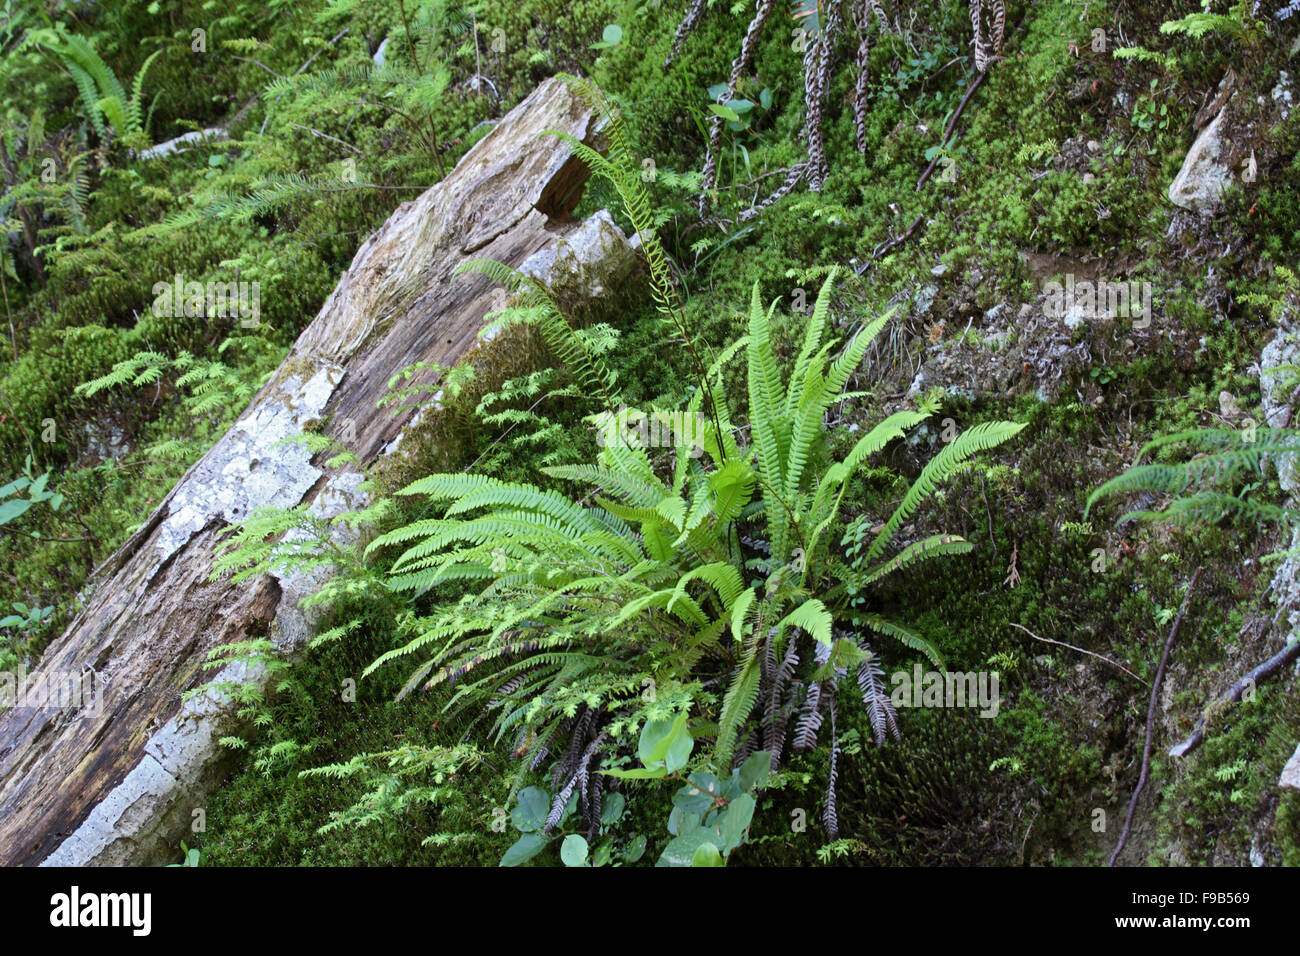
[865, 420, 1026, 564]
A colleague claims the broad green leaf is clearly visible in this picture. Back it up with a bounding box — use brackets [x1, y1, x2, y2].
[600, 765, 668, 780]
[737, 750, 770, 792]
[560, 834, 589, 867]
[511, 786, 550, 832]
[692, 842, 725, 866]
[673, 775, 720, 815]
[719, 793, 756, 852]
[500, 832, 548, 867]
[600, 791, 626, 826]
[625, 834, 647, 863]
[657, 827, 720, 867]
[638, 712, 688, 767]
[664, 718, 694, 773]
[0, 499, 32, 524]
[667, 806, 701, 837]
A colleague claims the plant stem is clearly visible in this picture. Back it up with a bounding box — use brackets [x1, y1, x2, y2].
[1108, 566, 1202, 867]
[397, 0, 447, 179]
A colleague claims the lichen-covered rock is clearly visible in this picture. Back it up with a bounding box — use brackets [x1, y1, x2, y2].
[1281, 742, 1300, 793]
[1169, 107, 1235, 213]
[0, 75, 640, 867]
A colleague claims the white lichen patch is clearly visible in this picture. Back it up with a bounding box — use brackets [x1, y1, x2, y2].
[152, 364, 343, 574]
[274, 470, 370, 652]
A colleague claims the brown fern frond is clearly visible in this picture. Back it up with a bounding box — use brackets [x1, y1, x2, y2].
[736, 162, 808, 223]
[853, 32, 872, 153]
[702, 0, 781, 190]
[763, 636, 801, 768]
[665, 0, 710, 68]
[823, 695, 840, 838]
[970, 0, 1005, 73]
[856, 643, 900, 746]
[803, 0, 845, 191]
[792, 679, 824, 751]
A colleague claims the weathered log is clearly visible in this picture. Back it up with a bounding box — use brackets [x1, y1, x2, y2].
[0, 76, 640, 866]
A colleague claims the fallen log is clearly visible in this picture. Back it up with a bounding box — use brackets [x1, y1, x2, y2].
[0, 75, 641, 866]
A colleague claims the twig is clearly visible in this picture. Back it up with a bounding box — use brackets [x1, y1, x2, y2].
[257, 29, 350, 136]
[287, 122, 362, 154]
[397, 0, 447, 179]
[1168, 636, 1300, 758]
[916, 70, 987, 191]
[231, 56, 282, 78]
[1009, 622, 1147, 685]
[0, 524, 98, 544]
[864, 213, 924, 267]
[1109, 566, 1202, 867]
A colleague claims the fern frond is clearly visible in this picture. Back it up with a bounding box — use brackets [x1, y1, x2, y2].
[864, 420, 1025, 563]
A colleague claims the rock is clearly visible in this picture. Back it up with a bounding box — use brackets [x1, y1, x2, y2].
[373, 36, 389, 67]
[1168, 107, 1233, 213]
[1281, 742, 1300, 792]
[1273, 71, 1293, 121]
[0, 76, 640, 867]
[1250, 832, 1267, 866]
[1258, 306, 1300, 647]
[913, 283, 938, 320]
[82, 421, 129, 462]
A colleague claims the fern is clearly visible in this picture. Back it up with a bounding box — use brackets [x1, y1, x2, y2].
[1087, 426, 1300, 532]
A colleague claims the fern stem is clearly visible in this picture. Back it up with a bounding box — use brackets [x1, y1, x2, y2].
[397, 0, 447, 180]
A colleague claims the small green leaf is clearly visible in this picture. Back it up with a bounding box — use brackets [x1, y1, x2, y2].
[624, 834, 647, 863]
[600, 791, 626, 826]
[692, 842, 725, 866]
[511, 786, 550, 832]
[708, 103, 740, 123]
[560, 834, 589, 867]
[719, 793, 755, 853]
[737, 750, 770, 793]
[0, 499, 32, 524]
[500, 832, 548, 867]
[600, 765, 668, 780]
[602, 24, 623, 46]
